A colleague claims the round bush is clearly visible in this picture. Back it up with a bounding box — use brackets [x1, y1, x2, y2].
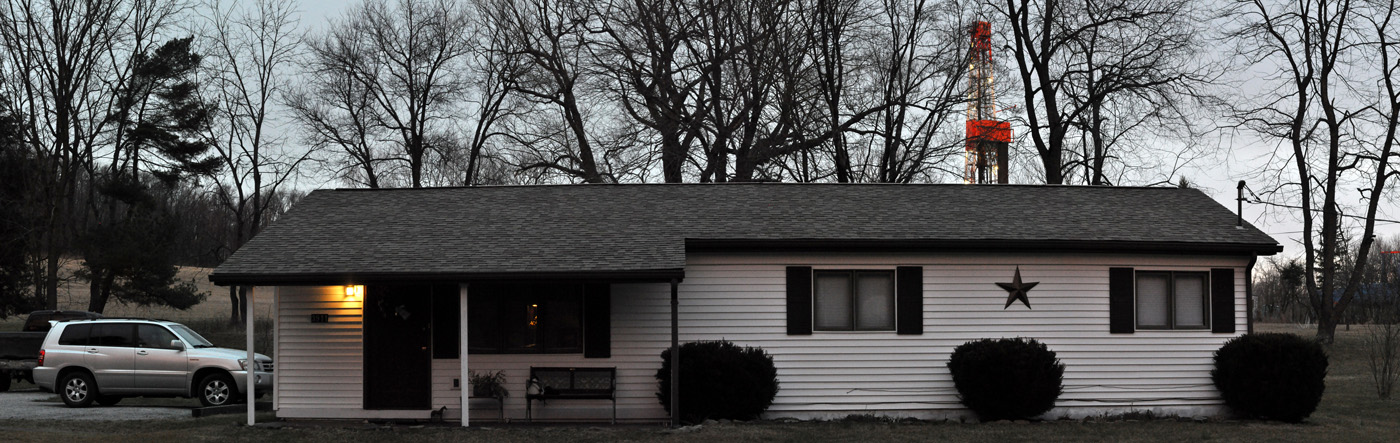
[655, 340, 779, 424]
[1212, 333, 1328, 422]
[947, 337, 1065, 421]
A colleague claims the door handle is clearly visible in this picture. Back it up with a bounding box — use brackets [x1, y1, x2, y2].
[137, 350, 148, 355]
[87, 349, 98, 354]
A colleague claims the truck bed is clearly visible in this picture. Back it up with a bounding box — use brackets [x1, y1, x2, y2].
[0, 332, 46, 361]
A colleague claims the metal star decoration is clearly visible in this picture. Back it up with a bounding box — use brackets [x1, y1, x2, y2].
[997, 267, 1038, 309]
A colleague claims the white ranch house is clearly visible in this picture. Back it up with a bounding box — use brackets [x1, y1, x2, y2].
[209, 183, 1281, 425]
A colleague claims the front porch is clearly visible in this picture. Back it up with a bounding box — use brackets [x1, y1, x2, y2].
[265, 278, 683, 425]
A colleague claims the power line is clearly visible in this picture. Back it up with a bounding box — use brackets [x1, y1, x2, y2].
[1245, 198, 1400, 225]
[1240, 183, 1400, 225]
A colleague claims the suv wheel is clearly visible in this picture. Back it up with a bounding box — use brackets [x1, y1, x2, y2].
[59, 372, 97, 407]
[198, 373, 235, 407]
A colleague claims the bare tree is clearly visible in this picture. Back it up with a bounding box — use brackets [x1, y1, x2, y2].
[1254, 257, 1313, 323]
[464, 0, 976, 184]
[482, 0, 613, 183]
[199, 0, 306, 324]
[300, 0, 475, 188]
[991, 0, 1209, 185]
[589, 0, 707, 183]
[0, 0, 157, 309]
[871, 0, 969, 183]
[458, 15, 524, 186]
[287, 53, 389, 188]
[1228, 0, 1400, 343]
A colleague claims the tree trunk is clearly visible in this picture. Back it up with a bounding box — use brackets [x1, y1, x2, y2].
[87, 271, 104, 313]
[239, 286, 249, 327]
[44, 254, 59, 310]
[229, 286, 242, 325]
[661, 131, 684, 183]
[1316, 319, 1338, 344]
[86, 272, 116, 314]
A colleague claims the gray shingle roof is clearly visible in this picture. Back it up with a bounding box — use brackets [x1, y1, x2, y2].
[209, 183, 1281, 285]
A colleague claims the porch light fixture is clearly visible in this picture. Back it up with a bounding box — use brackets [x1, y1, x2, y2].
[344, 285, 364, 301]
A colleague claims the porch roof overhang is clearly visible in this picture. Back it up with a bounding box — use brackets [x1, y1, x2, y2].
[208, 268, 686, 286]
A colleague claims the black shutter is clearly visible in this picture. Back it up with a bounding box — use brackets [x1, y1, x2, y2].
[896, 266, 923, 335]
[583, 283, 611, 358]
[786, 267, 813, 335]
[1109, 267, 1135, 334]
[1212, 268, 1235, 333]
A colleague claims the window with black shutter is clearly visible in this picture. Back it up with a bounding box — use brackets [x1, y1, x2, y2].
[1109, 267, 1235, 333]
[788, 266, 922, 335]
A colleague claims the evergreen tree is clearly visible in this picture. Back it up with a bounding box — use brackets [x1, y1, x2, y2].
[0, 105, 42, 318]
[80, 37, 219, 313]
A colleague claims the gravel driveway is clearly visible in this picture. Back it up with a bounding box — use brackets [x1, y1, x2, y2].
[0, 389, 189, 421]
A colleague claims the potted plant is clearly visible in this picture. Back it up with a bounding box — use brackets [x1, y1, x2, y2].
[470, 370, 509, 400]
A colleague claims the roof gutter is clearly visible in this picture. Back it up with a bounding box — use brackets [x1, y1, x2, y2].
[208, 268, 686, 287]
[685, 238, 1284, 256]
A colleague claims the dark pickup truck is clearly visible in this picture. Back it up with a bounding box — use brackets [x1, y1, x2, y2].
[0, 310, 102, 391]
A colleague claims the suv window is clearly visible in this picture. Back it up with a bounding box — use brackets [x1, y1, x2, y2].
[57, 324, 92, 346]
[90, 323, 135, 347]
[137, 324, 180, 350]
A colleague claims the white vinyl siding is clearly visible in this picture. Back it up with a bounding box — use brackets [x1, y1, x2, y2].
[274, 286, 365, 416]
[276, 251, 1250, 421]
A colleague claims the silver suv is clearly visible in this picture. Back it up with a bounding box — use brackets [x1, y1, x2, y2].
[33, 319, 273, 408]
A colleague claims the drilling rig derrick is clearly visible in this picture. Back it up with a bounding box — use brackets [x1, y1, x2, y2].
[966, 21, 1010, 184]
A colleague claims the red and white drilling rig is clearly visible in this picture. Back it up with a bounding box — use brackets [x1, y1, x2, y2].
[965, 21, 1011, 184]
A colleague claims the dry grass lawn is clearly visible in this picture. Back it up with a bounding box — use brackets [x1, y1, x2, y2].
[1, 321, 1397, 442]
[0, 264, 272, 329]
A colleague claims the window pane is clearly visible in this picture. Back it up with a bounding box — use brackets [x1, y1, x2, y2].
[814, 273, 853, 330]
[433, 284, 461, 359]
[468, 284, 587, 354]
[58, 324, 91, 346]
[503, 298, 541, 352]
[137, 325, 179, 349]
[91, 324, 134, 347]
[542, 294, 583, 352]
[168, 325, 213, 347]
[854, 272, 895, 330]
[1174, 274, 1207, 328]
[1136, 273, 1170, 327]
[468, 289, 502, 353]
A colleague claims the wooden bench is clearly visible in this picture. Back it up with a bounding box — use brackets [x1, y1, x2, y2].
[525, 367, 616, 424]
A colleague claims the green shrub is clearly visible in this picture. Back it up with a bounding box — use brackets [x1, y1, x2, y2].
[947, 337, 1064, 421]
[1212, 333, 1328, 422]
[655, 340, 778, 424]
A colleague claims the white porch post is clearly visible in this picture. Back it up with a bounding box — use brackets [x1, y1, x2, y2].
[670, 278, 679, 427]
[246, 286, 256, 426]
[271, 286, 279, 411]
[459, 283, 470, 427]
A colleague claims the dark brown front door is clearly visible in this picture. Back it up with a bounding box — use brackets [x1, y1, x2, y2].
[364, 284, 432, 410]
